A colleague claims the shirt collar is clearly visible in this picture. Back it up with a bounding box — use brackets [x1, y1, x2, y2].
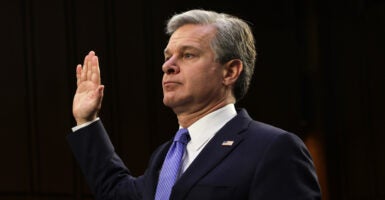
[184, 104, 237, 151]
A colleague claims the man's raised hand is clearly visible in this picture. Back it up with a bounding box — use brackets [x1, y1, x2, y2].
[72, 51, 104, 125]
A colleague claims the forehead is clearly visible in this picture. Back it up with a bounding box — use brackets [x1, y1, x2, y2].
[164, 24, 216, 53]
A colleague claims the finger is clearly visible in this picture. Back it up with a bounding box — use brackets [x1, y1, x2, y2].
[82, 52, 89, 70]
[97, 85, 104, 100]
[76, 64, 82, 86]
[86, 51, 95, 81]
[95, 57, 101, 85]
[80, 59, 87, 82]
[97, 85, 104, 108]
[92, 85, 104, 110]
[87, 60, 92, 81]
[91, 56, 101, 84]
[83, 51, 94, 65]
[82, 54, 87, 68]
[81, 51, 94, 81]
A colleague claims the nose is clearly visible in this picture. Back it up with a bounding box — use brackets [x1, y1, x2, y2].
[162, 57, 180, 75]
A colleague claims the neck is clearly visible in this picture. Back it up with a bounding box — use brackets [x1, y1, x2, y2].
[176, 98, 235, 128]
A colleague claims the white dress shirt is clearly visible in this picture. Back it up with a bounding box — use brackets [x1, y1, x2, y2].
[180, 104, 237, 174]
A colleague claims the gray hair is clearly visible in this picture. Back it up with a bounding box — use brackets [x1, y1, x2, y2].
[166, 9, 257, 101]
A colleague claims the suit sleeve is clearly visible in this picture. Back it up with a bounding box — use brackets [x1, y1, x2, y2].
[67, 120, 144, 200]
[250, 132, 322, 200]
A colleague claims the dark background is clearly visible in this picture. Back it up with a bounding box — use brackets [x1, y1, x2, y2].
[0, 0, 384, 199]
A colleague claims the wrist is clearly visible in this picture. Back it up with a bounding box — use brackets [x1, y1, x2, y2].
[72, 117, 100, 132]
[75, 115, 98, 126]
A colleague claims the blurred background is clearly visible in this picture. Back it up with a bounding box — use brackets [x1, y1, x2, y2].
[0, 0, 384, 199]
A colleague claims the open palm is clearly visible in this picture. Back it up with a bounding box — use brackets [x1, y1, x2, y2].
[72, 51, 104, 125]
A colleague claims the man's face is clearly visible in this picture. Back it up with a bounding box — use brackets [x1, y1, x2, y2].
[162, 24, 226, 115]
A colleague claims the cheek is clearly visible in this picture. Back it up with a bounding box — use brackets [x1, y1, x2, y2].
[183, 63, 223, 89]
[203, 68, 223, 84]
[189, 73, 222, 93]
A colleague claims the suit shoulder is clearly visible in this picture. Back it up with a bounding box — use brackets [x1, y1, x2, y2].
[246, 120, 288, 138]
[245, 120, 306, 148]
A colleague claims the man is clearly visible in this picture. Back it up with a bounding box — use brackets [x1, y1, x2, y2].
[67, 9, 322, 200]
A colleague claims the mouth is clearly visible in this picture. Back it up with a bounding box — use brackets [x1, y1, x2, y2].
[163, 81, 181, 89]
[163, 81, 179, 86]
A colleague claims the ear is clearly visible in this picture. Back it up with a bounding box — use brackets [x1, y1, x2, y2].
[222, 59, 243, 86]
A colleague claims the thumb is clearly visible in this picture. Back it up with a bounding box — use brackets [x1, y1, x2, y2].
[96, 85, 104, 102]
[98, 85, 104, 97]
[94, 85, 104, 111]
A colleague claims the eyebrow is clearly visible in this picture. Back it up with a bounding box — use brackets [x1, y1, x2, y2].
[164, 45, 199, 55]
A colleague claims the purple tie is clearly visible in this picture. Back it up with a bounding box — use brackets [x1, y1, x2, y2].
[155, 128, 190, 200]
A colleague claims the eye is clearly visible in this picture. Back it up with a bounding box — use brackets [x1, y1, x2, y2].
[183, 53, 194, 59]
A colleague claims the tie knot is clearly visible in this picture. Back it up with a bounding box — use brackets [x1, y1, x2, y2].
[174, 128, 190, 144]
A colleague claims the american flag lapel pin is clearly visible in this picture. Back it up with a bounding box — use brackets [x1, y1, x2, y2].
[222, 140, 234, 146]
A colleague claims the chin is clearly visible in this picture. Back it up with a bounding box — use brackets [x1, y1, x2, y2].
[162, 97, 173, 108]
[163, 98, 183, 112]
[163, 94, 191, 111]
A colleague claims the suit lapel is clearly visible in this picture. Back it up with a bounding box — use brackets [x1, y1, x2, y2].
[171, 109, 252, 199]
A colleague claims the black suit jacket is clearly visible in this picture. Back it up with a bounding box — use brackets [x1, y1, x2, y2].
[67, 108, 321, 200]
